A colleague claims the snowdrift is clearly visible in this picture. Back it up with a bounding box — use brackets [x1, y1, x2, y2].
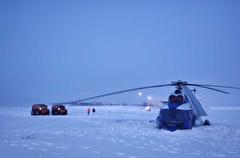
[1, 105, 240, 158]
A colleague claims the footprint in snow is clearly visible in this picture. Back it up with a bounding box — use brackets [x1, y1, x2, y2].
[190, 150, 201, 155]
[151, 148, 161, 151]
[41, 142, 54, 146]
[92, 151, 100, 154]
[115, 152, 125, 156]
[212, 153, 225, 157]
[119, 139, 124, 143]
[128, 156, 138, 158]
[149, 140, 156, 145]
[4, 140, 9, 144]
[22, 144, 29, 147]
[168, 150, 179, 153]
[9, 141, 18, 146]
[136, 146, 145, 149]
[81, 146, 90, 149]
[31, 143, 39, 146]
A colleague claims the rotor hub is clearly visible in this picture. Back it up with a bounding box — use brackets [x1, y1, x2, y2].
[171, 80, 188, 89]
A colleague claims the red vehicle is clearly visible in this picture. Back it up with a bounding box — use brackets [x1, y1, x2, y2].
[31, 104, 50, 115]
[51, 105, 67, 115]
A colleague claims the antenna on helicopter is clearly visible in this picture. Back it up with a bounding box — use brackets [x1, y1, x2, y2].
[192, 88, 196, 95]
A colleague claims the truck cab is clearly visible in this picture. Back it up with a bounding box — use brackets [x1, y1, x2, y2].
[51, 105, 68, 115]
[31, 104, 50, 115]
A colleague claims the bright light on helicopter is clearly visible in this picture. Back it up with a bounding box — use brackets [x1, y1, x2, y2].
[139, 92, 142, 96]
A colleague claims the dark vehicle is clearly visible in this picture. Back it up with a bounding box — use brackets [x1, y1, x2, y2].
[31, 104, 50, 115]
[51, 105, 67, 115]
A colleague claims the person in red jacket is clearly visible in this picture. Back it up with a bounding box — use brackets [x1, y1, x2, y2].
[87, 108, 90, 115]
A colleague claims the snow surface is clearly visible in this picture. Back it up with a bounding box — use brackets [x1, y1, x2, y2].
[1, 105, 240, 158]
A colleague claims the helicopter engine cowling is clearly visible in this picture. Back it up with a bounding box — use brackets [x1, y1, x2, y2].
[168, 94, 185, 109]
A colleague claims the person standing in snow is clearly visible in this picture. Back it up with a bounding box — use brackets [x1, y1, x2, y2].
[87, 108, 90, 115]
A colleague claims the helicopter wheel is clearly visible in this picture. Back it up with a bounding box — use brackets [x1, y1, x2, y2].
[203, 119, 210, 126]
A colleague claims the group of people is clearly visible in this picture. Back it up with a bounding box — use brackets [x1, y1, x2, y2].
[87, 108, 95, 115]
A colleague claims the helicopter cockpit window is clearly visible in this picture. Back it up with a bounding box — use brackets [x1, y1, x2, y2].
[161, 109, 191, 121]
[175, 110, 192, 121]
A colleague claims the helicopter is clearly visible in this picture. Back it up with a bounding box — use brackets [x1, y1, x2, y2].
[52, 80, 240, 131]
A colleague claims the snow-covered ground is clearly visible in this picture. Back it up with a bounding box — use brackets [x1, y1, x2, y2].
[1, 105, 240, 158]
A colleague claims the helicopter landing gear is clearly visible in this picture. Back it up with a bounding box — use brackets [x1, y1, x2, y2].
[194, 116, 202, 126]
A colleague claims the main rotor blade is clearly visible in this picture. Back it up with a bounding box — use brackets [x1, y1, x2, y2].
[72, 84, 172, 102]
[190, 84, 230, 94]
[51, 101, 74, 105]
[52, 81, 240, 104]
[181, 85, 207, 116]
[190, 84, 240, 90]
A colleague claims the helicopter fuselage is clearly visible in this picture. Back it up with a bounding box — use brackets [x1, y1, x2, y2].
[155, 88, 196, 131]
[156, 104, 195, 131]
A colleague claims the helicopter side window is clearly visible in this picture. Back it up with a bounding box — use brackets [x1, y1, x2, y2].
[161, 110, 170, 119]
[176, 110, 187, 121]
[176, 110, 193, 122]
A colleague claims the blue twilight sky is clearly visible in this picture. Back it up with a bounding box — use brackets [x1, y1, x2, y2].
[1, 0, 240, 106]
